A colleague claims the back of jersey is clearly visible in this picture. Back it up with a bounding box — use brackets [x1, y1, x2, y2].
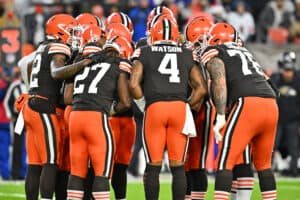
[202, 43, 276, 105]
[72, 57, 121, 114]
[134, 44, 196, 106]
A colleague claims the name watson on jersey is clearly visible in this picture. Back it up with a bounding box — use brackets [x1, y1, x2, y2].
[151, 45, 183, 52]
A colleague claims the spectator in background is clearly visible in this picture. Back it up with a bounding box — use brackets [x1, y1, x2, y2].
[257, 0, 294, 43]
[0, 70, 10, 180]
[91, 3, 105, 22]
[3, 67, 27, 180]
[24, 5, 48, 47]
[271, 51, 300, 177]
[128, 0, 151, 42]
[207, 3, 227, 22]
[289, 0, 300, 43]
[227, 1, 255, 42]
[180, 0, 210, 23]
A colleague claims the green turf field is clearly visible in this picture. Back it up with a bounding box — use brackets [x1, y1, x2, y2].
[0, 178, 299, 199]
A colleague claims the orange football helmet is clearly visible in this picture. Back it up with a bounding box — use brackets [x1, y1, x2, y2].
[106, 12, 133, 34]
[147, 6, 174, 26]
[82, 25, 103, 45]
[185, 16, 213, 48]
[46, 14, 78, 44]
[150, 18, 179, 45]
[76, 13, 105, 31]
[208, 23, 238, 46]
[103, 36, 133, 59]
[146, 13, 177, 36]
[106, 23, 132, 43]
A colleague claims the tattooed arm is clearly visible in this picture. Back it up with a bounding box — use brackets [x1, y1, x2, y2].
[206, 57, 227, 115]
[50, 54, 92, 80]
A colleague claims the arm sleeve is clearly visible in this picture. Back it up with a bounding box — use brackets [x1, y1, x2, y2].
[18, 51, 36, 89]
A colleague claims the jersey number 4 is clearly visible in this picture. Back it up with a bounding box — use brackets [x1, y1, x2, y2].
[158, 53, 180, 83]
[74, 63, 110, 94]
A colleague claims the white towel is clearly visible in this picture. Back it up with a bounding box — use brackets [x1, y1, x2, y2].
[182, 103, 197, 137]
[14, 107, 24, 135]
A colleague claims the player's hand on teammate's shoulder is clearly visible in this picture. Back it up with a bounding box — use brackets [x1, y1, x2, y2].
[85, 51, 106, 64]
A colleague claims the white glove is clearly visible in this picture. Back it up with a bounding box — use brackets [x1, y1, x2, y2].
[109, 101, 117, 116]
[134, 96, 145, 112]
[213, 114, 226, 144]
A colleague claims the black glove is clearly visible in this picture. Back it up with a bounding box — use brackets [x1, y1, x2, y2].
[86, 52, 106, 64]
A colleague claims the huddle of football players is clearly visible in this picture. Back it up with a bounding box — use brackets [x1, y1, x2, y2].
[15, 5, 279, 200]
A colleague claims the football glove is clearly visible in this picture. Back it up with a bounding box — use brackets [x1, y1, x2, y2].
[109, 101, 117, 116]
[134, 96, 145, 112]
[86, 52, 106, 63]
[213, 114, 226, 144]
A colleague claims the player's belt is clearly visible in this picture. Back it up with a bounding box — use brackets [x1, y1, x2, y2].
[30, 94, 48, 101]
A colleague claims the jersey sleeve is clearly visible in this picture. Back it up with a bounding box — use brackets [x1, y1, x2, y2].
[48, 42, 71, 58]
[131, 47, 141, 61]
[119, 59, 132, 74]
[201, 46, 220, 66]
[82, 45, 102, 56]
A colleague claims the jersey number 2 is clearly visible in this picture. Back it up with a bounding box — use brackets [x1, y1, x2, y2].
[73, 63, 110, 94]
[158, 53, 180, 83]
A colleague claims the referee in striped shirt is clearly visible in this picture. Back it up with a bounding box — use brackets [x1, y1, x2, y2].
[4, 68, 27, 180]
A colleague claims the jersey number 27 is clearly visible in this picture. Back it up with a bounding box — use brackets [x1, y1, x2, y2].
[73, 63, 110, 94]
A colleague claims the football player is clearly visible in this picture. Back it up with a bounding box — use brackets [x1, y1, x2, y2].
[130, 17, 207, 200]
[201, 23, 278, 200]
[105, 36, 136, 200]
[23, 14, 92, 200]
[106, 12, 134, 34]
[64, 32, 131, 200]
[184, 16, 214, 200]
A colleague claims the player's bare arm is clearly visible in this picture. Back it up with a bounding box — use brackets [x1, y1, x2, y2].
[64, 82, 74, 105]
[129, 60, 144, 99]
[189, 64, 208, 110]
[206, 57, 227, 115]
[50, 54, 92, 80]
[114, 73, 132, 113]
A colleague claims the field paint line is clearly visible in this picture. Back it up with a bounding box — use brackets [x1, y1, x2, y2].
[0, 180, 24, 185]
[0, 193, 25, 198]
[278, 186, 300, 190]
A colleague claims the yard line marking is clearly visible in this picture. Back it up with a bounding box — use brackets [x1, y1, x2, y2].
[0, 193, 25, 198]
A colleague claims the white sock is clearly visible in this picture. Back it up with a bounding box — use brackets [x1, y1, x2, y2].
[236, 177, 254, 200]
[231, 180, 237, 200]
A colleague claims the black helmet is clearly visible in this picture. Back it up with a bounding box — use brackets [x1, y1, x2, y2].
[278, 51, 296, 70]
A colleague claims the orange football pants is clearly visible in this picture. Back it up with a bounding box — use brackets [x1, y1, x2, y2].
[109, 116, 136, 165]
[69, 111, 115, 178]
[143, 101, 189, 163]
[23, 102, 62, 166]
[185, 100, 215, 170]
[216, 97, 278, 171]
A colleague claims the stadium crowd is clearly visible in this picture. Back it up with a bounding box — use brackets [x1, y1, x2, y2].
[0, 0, 300, 200]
